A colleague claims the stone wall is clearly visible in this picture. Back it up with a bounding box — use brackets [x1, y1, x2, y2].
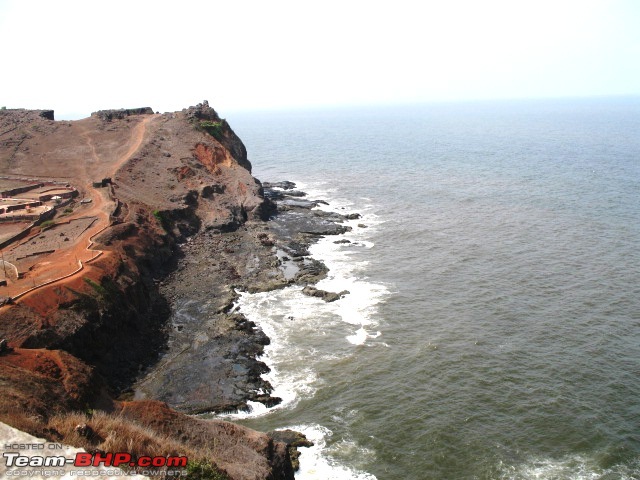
[92, 107, 154, 121]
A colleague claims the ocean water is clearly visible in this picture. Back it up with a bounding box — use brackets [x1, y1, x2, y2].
[223, 98, 640, 479]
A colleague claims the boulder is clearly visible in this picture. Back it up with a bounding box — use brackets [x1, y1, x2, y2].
[267, 429, 313, 471]
[302, 285, 349, 302]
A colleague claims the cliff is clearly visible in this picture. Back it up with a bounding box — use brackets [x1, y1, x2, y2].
[0, 102, 294, 479]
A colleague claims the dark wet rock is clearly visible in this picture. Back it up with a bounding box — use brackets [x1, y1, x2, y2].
[134, 227, 288, 413]
[334, 239, 352, 244]
[135, 181, 350, 414]
[358, 223, 368, 228]
[283, 190, 306, 197]
[312, 209, 350, 223]
[303, 223, 351, 235]
[267, 429, 314, 471]
[270, 211, 351, 237]
[134, 311, 280, 414]
[345, 213, 361, 219]
[286, 241, 310, 257]
[302, 285, 349, 302]
[262, 188, 307, 202]
[254, 396, 282, 408]
[279, 198, 317, 209]
[262, 181, 297, 190]
[268, 429, 314, 448]
[294, 258, 329, 284]
[262, 189, 285, 201]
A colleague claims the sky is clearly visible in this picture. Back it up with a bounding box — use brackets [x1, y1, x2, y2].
[0, 0, 639, 119]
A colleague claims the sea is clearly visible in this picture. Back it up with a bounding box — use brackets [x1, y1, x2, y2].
[221, 97, 640, 479]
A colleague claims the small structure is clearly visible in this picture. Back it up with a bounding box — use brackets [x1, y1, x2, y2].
[93, 178, 112, 188]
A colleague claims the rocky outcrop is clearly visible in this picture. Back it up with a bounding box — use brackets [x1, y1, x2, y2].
[0, 103, 332, 479]
[267, 430, 314, 471]
[91, 107, 154, 121]
[302, 285, 350, 302]
[184, 100, 252, 172]
[39, 110, 55, 120]
[131, 180, 351, 415]
[120, 401, 295, 480]
[0, 108, 54, 121]
[262, 181, 297, 190]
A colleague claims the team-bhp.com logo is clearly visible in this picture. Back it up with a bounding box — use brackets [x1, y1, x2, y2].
[3, 451, 188, 476]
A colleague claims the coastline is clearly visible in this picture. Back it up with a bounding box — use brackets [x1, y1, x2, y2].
[217, 180, 388, 480]
[0, 102, 383, 479]
[133, 181, 359, 415]
[0, 103, 340, 479]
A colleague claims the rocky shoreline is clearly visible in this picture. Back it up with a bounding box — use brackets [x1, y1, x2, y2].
[134, 181, 359, 415]
[0, 102, 363, 479]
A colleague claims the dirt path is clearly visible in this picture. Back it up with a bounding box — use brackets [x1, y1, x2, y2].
[9, 115, 158, 302]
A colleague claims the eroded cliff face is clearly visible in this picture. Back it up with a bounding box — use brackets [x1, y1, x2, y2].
[0, 102, 293, 479]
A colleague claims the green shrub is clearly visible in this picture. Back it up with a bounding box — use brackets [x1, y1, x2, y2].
[152, 209, 172, 233]
[84, 277, 107, 296]
[185, 460, 228, 480]
[40, 220, 55, 229]
[199, 120, 225, 140]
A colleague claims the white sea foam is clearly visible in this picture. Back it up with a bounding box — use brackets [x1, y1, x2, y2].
[225, 180, 389, 420]
[285, 424, 377, 480]
[220, 287, 321, 419]
[501, 454, 640, 480]
[346, 327, 368, 345]
[221, 181, 385, 478]
[307, 203, 389, 344]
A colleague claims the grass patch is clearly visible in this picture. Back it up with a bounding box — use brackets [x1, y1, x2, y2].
[0, 410, 229, 479]
[186, 460, 229, 480]
[40, 220, 55, 230]
[47, 412, 229, 477]
[152, 209, 171, 232]
[47, 411, 189, 460]
[83, 277, 107, 296]
[199, 120, 225, 141]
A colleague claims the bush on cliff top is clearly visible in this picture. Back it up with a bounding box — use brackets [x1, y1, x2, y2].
[198, 120, 225, 141]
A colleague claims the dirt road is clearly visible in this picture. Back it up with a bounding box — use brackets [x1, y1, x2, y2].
[6, 115, 159, 301]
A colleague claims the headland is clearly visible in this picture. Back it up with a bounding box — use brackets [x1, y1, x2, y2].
[0, 102, 356, 479]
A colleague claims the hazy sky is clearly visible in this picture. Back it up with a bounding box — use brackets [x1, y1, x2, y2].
[1, 0, 639, 119]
